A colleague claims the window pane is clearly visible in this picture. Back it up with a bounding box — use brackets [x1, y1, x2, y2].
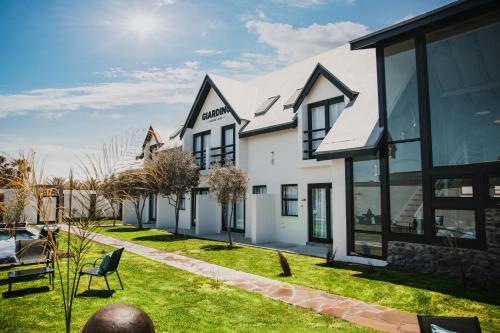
[224, 127, 234, 146]
[434, 178, 473, 198]
[427, 18, 500, 166]
[235, 201, 244, 230]
[353, 156, 382, 232]
[389, 142, 424, 234]
[354, 232, 382, 257]
[384, 39, 420, 141]
[284, 201, 298, 216]
[328, 101, 344, 128]
[284, 185, 298, 200]
[311, 105, 326, 151]
[435, 209, 476, 239]
[489, 177, 500, 198]
[253, 186, 267, 195]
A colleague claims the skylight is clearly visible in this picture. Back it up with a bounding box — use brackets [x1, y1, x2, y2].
[255, 95, 280, 116]
[284, 88, 303, 109]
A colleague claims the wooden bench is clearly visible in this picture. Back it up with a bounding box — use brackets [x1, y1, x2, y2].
[7, 266, 54, 292]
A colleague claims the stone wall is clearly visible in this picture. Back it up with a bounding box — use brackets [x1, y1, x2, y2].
[387, 209, 500, 287]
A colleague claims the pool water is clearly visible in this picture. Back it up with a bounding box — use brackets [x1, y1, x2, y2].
[0, 230, 38, 241]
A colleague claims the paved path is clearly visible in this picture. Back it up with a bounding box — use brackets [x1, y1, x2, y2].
[62, 225, 419, 333]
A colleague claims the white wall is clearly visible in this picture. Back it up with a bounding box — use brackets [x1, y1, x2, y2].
[1, 189, 43, 225]
[196, 194, 218, 234]
[248, 194, 276, 243]
[63, 190, 118, 219]
[122, 198, 149, 226]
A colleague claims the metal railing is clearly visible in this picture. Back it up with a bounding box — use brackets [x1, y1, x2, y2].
[303, 127, 328, 160]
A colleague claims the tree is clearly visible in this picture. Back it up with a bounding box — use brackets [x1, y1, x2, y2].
[207, 159, 248, 246]
[0, 154, 15, 188]
[101, 175, 122, 226]
[49, 176, 66, 186]
[115, 168, 152, 229]
[146, 149, 199, 235]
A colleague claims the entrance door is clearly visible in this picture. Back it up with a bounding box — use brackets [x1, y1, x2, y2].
[191, 188, 209, 228]
[222, 201, 245, 233]
[308, 184, 332, 243]
[148, 194, 157, 222]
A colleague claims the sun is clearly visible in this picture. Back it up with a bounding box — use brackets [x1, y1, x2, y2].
[129, 14, 158, 37]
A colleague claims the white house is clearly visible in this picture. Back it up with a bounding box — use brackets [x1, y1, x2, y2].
[129, 44, 381, 264]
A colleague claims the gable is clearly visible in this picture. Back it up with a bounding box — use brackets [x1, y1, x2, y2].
[191, 87, 239, 132]
[180, 75, 241, 138]
[304, 75, 343, 105]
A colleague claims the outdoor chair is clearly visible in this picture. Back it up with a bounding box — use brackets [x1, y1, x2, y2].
[417, 315, 482, 333]
[75, 247, 124, 295]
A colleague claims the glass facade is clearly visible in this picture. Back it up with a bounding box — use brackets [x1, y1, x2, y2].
[435, 209, 476, 239]
[427, 18, 500, 166]
[384, 39, 420, 142]
[352, 156, 383, 257]
[434, 178, 473, 198]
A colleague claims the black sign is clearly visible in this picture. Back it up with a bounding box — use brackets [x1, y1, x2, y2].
[202, 106, 229, 121]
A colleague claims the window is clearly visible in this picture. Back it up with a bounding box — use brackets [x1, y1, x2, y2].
[352, 155, 383, 257]
[252, 185, 267, 195]
[222, 125, 235, 163]
[193, 131, 210, 170]
[488, 177, 500, 198]
[304, 97, 344, 159]
[433, 178, 473, 198]
[384, 39, 420, 141]
[427, 15, 500, 166]
[281, 185, 298, 216]
[435, 209, 476, 239]
[179, 193, 186, 210]
[255, 96, 280, 116]
[388, 141, 424, 235]
[284, 88, 302, 109]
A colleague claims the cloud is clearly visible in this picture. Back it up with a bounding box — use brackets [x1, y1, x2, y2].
[394, 14, 415, 24]
[273, 0, 324, 7]
[220, 60, 255, 71]
[195, 49, 223, 56]
[245, 19, 369, 62]
[0, 62, 204, 117]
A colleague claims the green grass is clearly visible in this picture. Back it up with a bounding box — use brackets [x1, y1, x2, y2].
[98, 225, 500, 332]
[0, 236, 375, 333]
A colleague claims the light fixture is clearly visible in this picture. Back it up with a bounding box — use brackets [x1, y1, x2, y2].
[494, 119, 500, 124]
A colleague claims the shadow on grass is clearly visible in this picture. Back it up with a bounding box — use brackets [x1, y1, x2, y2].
[76, 289, 115, 298]
[105, 227, 150, 233]
[315, 261, 500, 306]
[132, 234, 188, 243]
[200, 245, 242, 251]
[3, 286, 50, 298]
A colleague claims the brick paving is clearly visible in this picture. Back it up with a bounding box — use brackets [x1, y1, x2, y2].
[62, 225, 419, 333]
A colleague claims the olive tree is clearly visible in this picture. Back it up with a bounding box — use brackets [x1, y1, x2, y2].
[115, 168, 152, 229]
[207, 159, 248, 246]
[146, 148, 199, 235]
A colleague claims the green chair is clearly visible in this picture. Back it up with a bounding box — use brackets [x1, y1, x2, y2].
[75, 247, 124, 295]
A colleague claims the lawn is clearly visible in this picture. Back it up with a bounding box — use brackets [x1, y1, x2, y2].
[0, 235, 376, 333]
[98, 225, 500, 332]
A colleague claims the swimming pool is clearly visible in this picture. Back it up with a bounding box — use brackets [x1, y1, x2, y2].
[0, 229, 38, 241]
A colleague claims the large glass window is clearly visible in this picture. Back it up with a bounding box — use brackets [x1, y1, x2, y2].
[222, 125, 235, 163]
[352, 156, 383, 258]
[388, 141, 424, 235]
[384, 39, 420, 141]
[427, 15, 500, 166]
[435, 209, 476, 239]
[282, 185, 298, 216]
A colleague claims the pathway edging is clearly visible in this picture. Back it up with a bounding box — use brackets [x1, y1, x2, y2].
[63, 225, 419, 333]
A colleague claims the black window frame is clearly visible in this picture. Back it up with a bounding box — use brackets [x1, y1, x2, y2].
[281, 184, 298, 217]
[179, 193, 186, 210]
[374, 11, 500, 251]
[252, 185, 267, 195]
[193, 130, 211, 170]
[303, 96, 344, 160]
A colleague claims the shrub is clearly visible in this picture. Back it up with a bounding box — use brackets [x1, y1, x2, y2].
[277, 251, 292, 277]
[326, 245, 337, 266]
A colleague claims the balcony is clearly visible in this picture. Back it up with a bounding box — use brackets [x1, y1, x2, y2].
[303, 128, 327, 160]
[210, 144, 235, 166]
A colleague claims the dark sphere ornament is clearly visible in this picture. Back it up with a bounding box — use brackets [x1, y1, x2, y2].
[82, 303, 155, 333]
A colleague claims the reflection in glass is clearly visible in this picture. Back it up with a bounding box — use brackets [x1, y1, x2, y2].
[311, 105, 326, 152]
[353, 156, 382, 232]
[427, 17, 500, 166]
[435, 209, 476, 239]
[311, 187, 328, 239]
[384, 39, 420, 141]
[389, 142, 424, 234]
[354, 232, 382, 257]
[488, 177, 500, 198]
[434, 178, 473, 198]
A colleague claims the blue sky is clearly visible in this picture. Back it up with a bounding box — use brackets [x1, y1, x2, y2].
[0, 0, 452, 178]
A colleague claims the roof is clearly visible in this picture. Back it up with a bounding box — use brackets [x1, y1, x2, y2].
[350, 0, 496, 50]
[159, 124, 183, 150]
